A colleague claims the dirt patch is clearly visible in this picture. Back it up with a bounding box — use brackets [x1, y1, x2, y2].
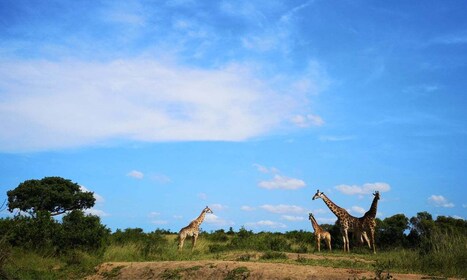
[86, 260, 433, 280]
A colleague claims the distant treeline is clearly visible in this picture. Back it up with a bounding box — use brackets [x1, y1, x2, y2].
[0, 210, 465, 254]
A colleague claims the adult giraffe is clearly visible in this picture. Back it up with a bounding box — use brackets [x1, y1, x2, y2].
[178, 206, 213, 251]
[312, 189, 364, 253]
[359, 191, 380, 254]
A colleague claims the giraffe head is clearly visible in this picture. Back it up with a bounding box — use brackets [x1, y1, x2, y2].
[312, 189, 324, 200]
[203, 206, 213, 214]
[309, 212, 316, 221]
[373, 191, 380, 200]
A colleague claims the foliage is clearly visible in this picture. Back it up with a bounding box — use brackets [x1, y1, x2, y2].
[7, 177, 95, 217]
[57, 210, 111, 252]
[376, 214, 409, 248]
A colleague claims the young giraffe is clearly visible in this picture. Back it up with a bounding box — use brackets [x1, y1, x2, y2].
[309, 213, 332, 252]
[178, 206, 213, 251]
[312, 189, 364, 253]
[359, 191, 380, 254]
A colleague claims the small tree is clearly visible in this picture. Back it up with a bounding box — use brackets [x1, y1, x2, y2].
[7, 177, 95, 217]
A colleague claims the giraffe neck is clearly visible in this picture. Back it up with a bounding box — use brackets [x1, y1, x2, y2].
[365, 196, 379, 218]
[310, 216, 321, 232]
[194, 211, 206, 226]
[321, 193, 347, 220]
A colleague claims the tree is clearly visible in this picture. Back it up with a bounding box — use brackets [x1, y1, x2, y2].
[377, 214, 409, 248]
[7, 177, 95, 217]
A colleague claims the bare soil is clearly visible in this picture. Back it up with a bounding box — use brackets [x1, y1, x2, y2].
[86, 253, 437, 280]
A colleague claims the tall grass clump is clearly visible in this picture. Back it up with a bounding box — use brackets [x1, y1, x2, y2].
[417, 229, 467, 278]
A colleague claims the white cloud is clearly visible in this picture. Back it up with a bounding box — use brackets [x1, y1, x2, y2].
[335, 182, 390, 195]
[148, 212, 161, 218]
[198, 193, 208, 200]
[253, 164, 279, 174]
[241, 205, 256, 211]
[258, 174, 306, 190]
[260, 204, 306, 214]
[150, 173, 171, 184]
[245, 220, 286, 229]
[428, 195, 455, 208]
[84, 208, 109, 217]
[204, 214, 234, 226]
[0, 59, 318, 152]
[281, 215, 304, 222]
[210, 204, 227, 211]
[350, 206, 366, 215]
[127, 170, 144, 179]
[291, 114, 324, 127]
[315, 217, 337, 224]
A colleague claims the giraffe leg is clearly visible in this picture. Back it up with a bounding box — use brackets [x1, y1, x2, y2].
[362, 231, 371, 249]
[178, 234, 185, 251]
[370, 229, 376, 254]
[344, 229, 350, 252]
[192, 233, 198, 251]
[318, 235, 321, 252]
[326, 235, 332, 252]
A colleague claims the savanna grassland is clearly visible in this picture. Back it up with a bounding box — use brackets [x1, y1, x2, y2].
[1, 212, 466, 279]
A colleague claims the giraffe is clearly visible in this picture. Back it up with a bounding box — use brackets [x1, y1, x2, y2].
[359, 191, 380, 254]
[178, 206, 213, 251]
[312, 189, 364, 252]
[309, 212, 332, 252]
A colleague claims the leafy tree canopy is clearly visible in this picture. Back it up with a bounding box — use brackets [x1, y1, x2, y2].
[7, 176, 95, 217]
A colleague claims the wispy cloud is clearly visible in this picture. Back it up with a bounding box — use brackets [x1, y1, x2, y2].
[259, 175, 306, 190]
[281, 215, 304, 222]
[198, 193, 208, 200]
[127, 170, 144, 179]
[204, 214, 234, 226]
[0, 59, 323, 152]
[150, 173, 171, 184]
[319, 135, 355, 142]
[148, 212, 168, 225]
[255, 165, 306, 190]
[245, 220, 286, 229]
[260, 204, 307, 214]
[84, 208, 109, 217]
[335, 182, 390, 195]
[240, 205, 256, 211]
[428, 195, 454, 208]
[350, 206, 365, 215]
[291, 114, 324, 128]
[210, 204, 228, 211]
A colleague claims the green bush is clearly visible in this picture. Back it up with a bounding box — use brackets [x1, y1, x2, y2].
[56, 210, 110, 252]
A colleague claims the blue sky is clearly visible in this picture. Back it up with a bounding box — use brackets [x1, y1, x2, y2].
[0, 0, 466, 233]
